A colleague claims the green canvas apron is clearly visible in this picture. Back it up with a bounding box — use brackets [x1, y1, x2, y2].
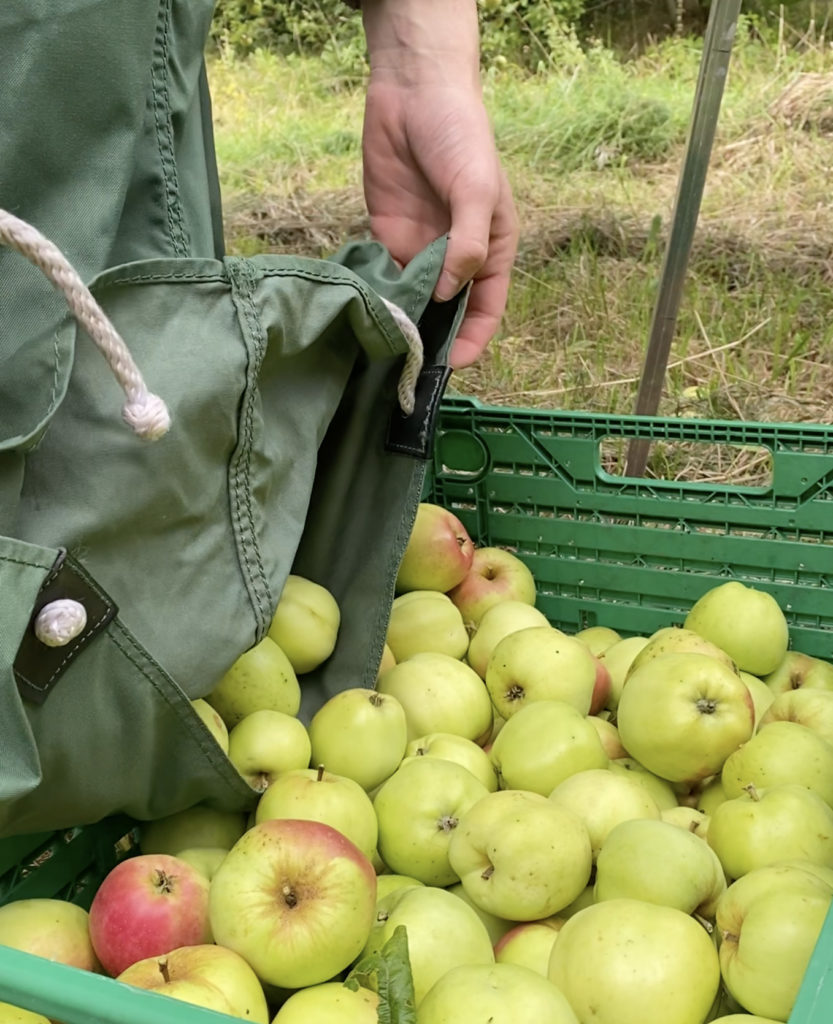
[0, 0, 463, 838]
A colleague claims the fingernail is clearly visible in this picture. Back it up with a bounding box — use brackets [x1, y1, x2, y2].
[434, 271, 462, 302]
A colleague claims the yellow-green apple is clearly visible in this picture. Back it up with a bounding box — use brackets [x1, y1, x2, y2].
[716, 862, 833, 1020]
[116, 944, 269, 1022]
[594, 818, 726, 918]
[227, 708, 312, 792]
[446, 882, 515, 944]
[661, 805, 709, 837]
[448, 789, 592, 920]
[174, 847, 228, 882]
[377, 643, 396, 681]
[267, 574, 340, 674]
[607, 757, 679, 811]
[190, 698, 230, 754]
[272, 982, 379, 1023]
[385, 591, 469, 662]
[576, 625, 621, 656]
[683, 581, 788, 676]
[255, 766, 378, 862]
[446, 547, 537, 627]
[209, 818, 377, 989]
[548, 767, 661, 861]
[406, 733, 498, 791]
[493, 919, 564, 977]
[763, 649, 833, 695]
[395, 502, 475, 594]
[308, 687, 407, 791]
[707, 783, 833, 879]
[587, 716, 628, 759]
[361, 884, 494, 1006]
[485, 627, 598, 719]
[375, 652, 493, 744]
[721, 719, 833, 807]
[139, 805, 247, 856]
[373, 756, 490, 885]
[616, 652, 754, 784]
[758, 686, 833, 744]
[548, 898, 721, 1024]
[0, 899, 100, 972]
[375, 874, 424, 901]
[709, 1017, 781, 1023]
[206, 636, 300, 727]
[597, 635, 650, 712]
[558, 885, 596, 919]
[0, 1004, 50, 1023]
[739, 671, 775, 728]
[88, 854, 212, 976]
[625, 626, 737, 679]
[696, 775, 728, 815]
[466, 600, 551, 680]
[417, 962, 579, 1024]
[489, 699, 608, 796]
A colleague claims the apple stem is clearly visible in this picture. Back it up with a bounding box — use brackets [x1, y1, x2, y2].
[743, 783, 761, 801]
[694, 913, 714, 934]
[481, 864, 495, 881]
[369, 692, 384, 707]
[158, 958, 171, 984]
[316, 764, 325, 782]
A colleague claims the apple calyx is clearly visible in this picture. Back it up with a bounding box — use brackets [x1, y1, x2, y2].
[152, 869, 175, 895]
[438, 814, 458, 833]
[506, 683, 524, 703]
[158, 958, 171, 984]
[281, 883, 299, 909]
[253, 772, 271, 793]
[695, 697, 718, 715]
[742, 783, 761, 801]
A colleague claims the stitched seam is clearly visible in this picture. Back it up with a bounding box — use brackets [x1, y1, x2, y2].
[0, 554, 56, 571]
[151, 0, 188, 257]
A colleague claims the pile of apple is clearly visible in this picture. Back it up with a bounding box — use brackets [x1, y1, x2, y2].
[3, 501, 833, 1024]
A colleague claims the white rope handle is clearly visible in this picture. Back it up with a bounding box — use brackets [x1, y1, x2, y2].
[381, 297, 423, 416]
[0, 208, 170, 440]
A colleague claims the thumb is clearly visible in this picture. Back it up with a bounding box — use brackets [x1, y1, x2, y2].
[433, 179, 496, 302]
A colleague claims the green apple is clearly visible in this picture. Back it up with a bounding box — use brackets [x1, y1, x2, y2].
[548, 898, 721, 1024]
[489, 699, 608, 796]
[617, 652, 754, 784]
[190, 698, 230, 754]
[406, 733, 498, 791]
[175, 847, 228, 882]
[696, 774, 728, 815]
[548, 767, 661, 861]
[739, 671, 775, 728]
[721, 719, 833, 807]
[0, 1004, 50, 1023]
[575, 625, 621, 656]
[0, 899, 100, 973]
[376, 652, 493, 744]
[587, 716, 628, 759]
[209, 818, 377, 990]
[375, 874, 424, 901]
[493, 919, 564, 977]
[377, 643, 396, 681]
[267, 574, 340, 675]
[683, 581, 789, 676]
[272, 982, 379, 1023]
[598, 635, 650, 711]
[373, 756, 490, 885]
[255, 766, 378, 862]
[709, 1017, 782, 1023]
[116, 943, 269, 1022]
[385, 590, 469, 662]
[308, 687, 408, 791]
[558, 885, 596, 919]
[716, 863, 833, 1020]
[707, 783, 833, 878]
[417, 962, 579, 1023]
[485, 626, 598, 719]
[466, 600, 551, 680]
[140, 805, 247, 856]
[607, 757, 679, 811]
[763, 649, 833, 695]
[448, 789, 592, 920]
[661, 805, 709, 837]
[625, 626, 737, 678]
[227, 708, 312, 792]
[594, 818, 726, 918]
[395, 502, 475, 594]
[447, 547, 537, 628]
[446, 882, 515, 944]
[206, 636, 301, 727]
[758, 686, 833, 744]
[362, 885, 494, 1006]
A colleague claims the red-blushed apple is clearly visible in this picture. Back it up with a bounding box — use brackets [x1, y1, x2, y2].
[616, 652, 755, 785]
[206, 635, 301, 727]
[139, 805, 247, 856]
[587, 715, 628, 759]
[548, 898, 721, 1024]
[88, 854, 212, 977]
[385, 591, 469, 661]
[758, 686, 833, 744]
[395, 502, 475, 594]
[417, 962, 579, 1023]
[271, 981, 380, 1023]
[466, 600, 551, 680]
[446, 547, 537, 627]
[209, 818, 377, 989]
[0, 899, 100, 972]
[308, 687, 408, 791]
[589, 655, 612, 714]
[684, 581, 788, 677]
[116, 943, 269, 1022]
[0, 1004, 50, 1024]
[267, 574, 340, 675]
[493, 919, 564, 978]
[763, 649, 833, 695]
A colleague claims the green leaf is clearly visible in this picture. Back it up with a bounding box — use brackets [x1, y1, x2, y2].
[346, 926, 416, 1024]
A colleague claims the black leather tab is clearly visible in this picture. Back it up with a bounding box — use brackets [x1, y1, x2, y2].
[385, 364, 453, 459]
[14, 550, 118, 704]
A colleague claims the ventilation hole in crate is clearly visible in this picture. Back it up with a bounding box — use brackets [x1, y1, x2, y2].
[598, 437, 774, 489]
[435, 430, 489, 479]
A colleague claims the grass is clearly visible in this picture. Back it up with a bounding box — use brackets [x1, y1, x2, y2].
[208, 14, 833, 475]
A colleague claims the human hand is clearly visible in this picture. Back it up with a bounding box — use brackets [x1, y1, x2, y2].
[358, 1, 519, 368]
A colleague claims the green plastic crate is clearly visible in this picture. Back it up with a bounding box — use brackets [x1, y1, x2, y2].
[3, 395, 833, 1022]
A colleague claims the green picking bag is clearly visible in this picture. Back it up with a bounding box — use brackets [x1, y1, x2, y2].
[0, 0, 464, 838]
